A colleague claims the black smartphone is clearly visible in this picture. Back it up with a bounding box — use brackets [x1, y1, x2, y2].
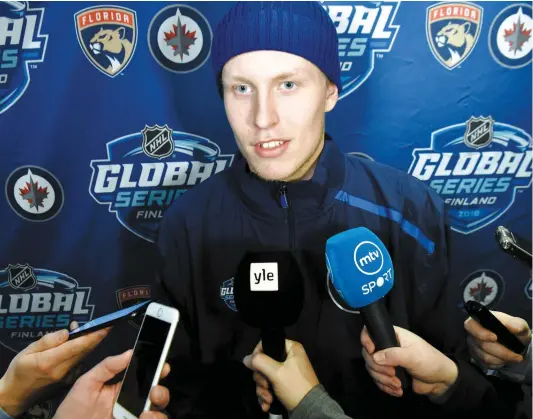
[495, 226, 532, 267]
[69, 300, 152, 339]
[464, 300, 526, 355]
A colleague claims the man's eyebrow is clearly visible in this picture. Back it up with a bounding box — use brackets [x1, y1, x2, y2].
[223, 68, 309, 84]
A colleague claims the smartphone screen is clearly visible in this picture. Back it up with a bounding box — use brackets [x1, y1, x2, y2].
[117, 315, 171, 416]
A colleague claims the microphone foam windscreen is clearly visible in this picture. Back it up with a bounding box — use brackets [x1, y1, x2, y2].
[326, 227, 394, 309]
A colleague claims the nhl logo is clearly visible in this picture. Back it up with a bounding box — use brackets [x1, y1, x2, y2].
[7, 264, 37, 291]
[141, 125, 174, 159]
[464, 116, 494, 149]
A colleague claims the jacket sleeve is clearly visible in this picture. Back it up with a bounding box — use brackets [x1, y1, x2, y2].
[290, 385, 352, 419]
[430, 358, 526, 418]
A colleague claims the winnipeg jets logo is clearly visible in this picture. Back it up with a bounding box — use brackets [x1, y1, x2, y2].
[5, 166, 64, 222]
[148, 4, 212, 73]
[462, 270, 504, 308]
[489, 4, 532, 68]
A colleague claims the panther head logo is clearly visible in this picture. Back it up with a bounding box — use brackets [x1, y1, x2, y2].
[75, 6, 137, 77]
[89, 27, 133, 74]
[434, 22, 474, 67]
[426, 3, 483, 70]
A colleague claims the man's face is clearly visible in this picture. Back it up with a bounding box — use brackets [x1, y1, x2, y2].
[222, 50, 338, 182]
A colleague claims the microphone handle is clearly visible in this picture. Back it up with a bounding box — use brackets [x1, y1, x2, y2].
[261, 327, 286, 416]
[360, 301, 411, 391]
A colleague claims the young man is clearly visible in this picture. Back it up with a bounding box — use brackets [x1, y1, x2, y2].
[155, 2, 511, 418]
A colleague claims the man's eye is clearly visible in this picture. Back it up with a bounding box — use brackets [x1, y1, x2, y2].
[235, 85, 250, 94]
[281, 81, 297, 90]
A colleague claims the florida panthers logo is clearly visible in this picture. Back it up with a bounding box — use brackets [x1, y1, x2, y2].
[74, 5, 137, 77]
[427, 2, 483, 70]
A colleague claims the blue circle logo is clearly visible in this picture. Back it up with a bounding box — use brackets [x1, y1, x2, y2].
[489, 3, 532, 69]
[353, 241, 383, 276]
[148, 4, 212, 73]
[5, 166, 64, 222]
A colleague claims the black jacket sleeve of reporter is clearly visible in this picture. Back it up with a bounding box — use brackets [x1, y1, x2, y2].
[430, 358, 523, 419]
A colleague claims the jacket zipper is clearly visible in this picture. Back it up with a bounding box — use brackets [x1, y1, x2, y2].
[278, 184, 295, 250]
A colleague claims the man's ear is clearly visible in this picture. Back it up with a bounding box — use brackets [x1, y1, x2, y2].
[325, 81, 339, 113]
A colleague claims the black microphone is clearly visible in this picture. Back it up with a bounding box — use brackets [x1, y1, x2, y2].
[234, 251, 304, 417]
[495, 226, 532, 267]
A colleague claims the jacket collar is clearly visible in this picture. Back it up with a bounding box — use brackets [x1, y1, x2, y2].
[229, 135, 346, 220]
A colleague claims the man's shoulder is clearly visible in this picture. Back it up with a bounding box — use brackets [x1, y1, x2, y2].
[344, 154, 443, 210]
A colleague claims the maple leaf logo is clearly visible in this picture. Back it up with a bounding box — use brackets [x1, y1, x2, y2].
[468, 273, 494, 304]
[19, 174, 49, 211]
[503, 12, 532, 54]
[164, 13, 196, 60]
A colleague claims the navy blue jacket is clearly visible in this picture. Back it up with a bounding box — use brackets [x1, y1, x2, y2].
[156, 136, 513, 419]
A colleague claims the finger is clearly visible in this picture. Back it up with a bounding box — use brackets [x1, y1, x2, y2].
[365, 364, 401, 389]
[243, 352, 281, 383]
[285, 339, 297, 355]
[70, 321, 80, 331]
[361, 327, 376, 354]
[253, 371, 269, 389]
[256, 386, 273, 404]
[83, 350, 132, 384]
[372, 346, 416, 370]
[150, 385, 170, 409]
[477, 339, 524, 362]
[362, 348, 396, 377]
[253, 341, 264, 355]
[464, 317, 497, 342]
[160, 363, 171, 380]
[42, 327, 110, 366]
[376, 382, 402, 397]
[413, 380, 438, 396]
[492, 312, 531, 341]
[140, 412, 168, 419]
[467, 337, 507, 368]
[25, 329, 69, 354]
[259, 398, 270, 412]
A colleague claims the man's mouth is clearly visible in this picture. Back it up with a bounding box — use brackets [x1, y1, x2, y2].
[257, 140, 288, 149]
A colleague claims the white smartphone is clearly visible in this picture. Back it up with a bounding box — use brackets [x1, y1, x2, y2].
[113, 302, 179, 419]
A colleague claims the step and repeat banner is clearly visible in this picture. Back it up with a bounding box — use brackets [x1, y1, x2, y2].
[0, 1, 531, 417]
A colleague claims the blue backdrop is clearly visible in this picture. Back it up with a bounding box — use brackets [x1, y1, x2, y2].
[0, 1, 531, 417]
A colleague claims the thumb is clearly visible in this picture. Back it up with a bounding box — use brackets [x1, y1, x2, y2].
[83, 350, 133, 385]
[25, 329, 69, 354]
[506, 318, 529, 336]
[373, 347, 414, 369]
[243, 352, 282, 384]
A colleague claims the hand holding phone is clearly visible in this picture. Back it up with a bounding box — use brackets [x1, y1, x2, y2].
[113, 302, 179, 419]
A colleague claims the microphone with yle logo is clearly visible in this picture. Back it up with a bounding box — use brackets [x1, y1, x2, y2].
[234, 251, 304, 418]
[326, 227, 410, 390]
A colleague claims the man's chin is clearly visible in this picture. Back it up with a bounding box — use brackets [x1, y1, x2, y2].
[250, 166, 294, 183]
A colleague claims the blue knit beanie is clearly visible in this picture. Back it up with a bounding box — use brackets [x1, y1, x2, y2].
[211, 1, 342, 94]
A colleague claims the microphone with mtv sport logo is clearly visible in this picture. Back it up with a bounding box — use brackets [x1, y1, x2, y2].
[234, 251, 304, 418]
[326, 227, 410, 390]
